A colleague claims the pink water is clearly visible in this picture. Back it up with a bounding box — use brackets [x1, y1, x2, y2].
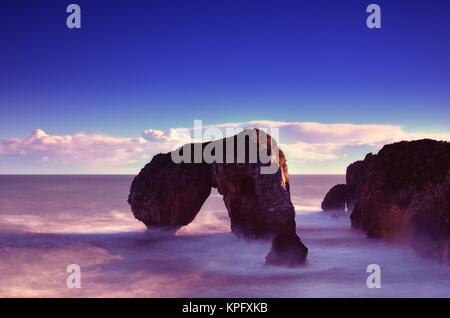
[0, 175, 449, 297]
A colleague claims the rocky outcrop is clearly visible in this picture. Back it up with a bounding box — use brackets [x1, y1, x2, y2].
[127, 149, 212, 230]
[324, 139, 450, 263]
[321, 184, 348, 212]
[265, 232, 309, 266]
[345, 153, 374, 212]
[128, 129, 308, 266]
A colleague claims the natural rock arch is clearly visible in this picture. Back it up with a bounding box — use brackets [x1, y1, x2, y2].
[128, 129, 308, 266]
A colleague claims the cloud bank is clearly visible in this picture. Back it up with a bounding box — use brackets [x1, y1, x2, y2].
[1, 122, 450, 174]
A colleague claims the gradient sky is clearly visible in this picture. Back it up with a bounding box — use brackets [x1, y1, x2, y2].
[0, 0, 449, 173]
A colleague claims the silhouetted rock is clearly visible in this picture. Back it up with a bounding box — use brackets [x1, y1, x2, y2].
[345, 139, 450, 263]
[128, 129, 308, 266]
[265, 232, 309, 267]
[321, 184, 348, 212]
[128, 151, 212, 230]
[345, 153, 374, 212]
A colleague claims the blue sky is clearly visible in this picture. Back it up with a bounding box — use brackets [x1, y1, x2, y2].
[0, 0, 449, 173]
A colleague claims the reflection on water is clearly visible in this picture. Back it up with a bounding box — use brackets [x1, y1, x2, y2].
[0, 175, 449, 297]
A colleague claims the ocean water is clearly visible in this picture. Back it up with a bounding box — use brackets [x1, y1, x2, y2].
[0, 175, 449, 297]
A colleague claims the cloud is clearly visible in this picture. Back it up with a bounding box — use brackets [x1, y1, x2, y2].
[0, 129, 172, 172]
[281, 142, 341, 162]
[143, 120, 450, 164]
[142, 128, 192, 143]
[1, 121, 450, 174]
[201, 121, 408, 145]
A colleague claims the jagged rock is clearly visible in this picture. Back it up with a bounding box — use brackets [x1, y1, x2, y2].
[128, 129, 308, 265]
[321, 184, 348, 212]
[328, 139, 450, 263]
[345, 153, 374, 211]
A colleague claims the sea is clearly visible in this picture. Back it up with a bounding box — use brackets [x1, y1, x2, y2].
[1, 175, 449, 297]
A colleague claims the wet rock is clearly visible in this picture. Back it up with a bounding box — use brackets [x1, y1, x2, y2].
[265, 232, 308, 266]
[346, 139, 450, 263]
[321, 184, 348, 213]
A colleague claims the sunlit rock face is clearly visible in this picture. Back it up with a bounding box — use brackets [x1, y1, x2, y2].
[325, 139, 450, 263]
[128, 129, 308, 266]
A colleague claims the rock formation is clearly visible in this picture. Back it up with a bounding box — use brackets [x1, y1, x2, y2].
[128, 150, 212, 230]
[128, 129, 308, 266]
[321, 184, 348, 213]
[324, 139, 450, 263]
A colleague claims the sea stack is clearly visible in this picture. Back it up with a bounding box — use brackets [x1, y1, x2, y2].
[321, 184, 348, 213]
[323, 139, 450, 263]
[128, 129, 308, 266]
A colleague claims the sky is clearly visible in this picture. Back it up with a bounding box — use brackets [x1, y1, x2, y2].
[0, 0, 449, 174]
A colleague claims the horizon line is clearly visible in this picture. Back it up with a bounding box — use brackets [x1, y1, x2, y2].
[0, 173, 346, 176]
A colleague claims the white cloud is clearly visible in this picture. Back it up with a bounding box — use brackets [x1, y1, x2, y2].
[1, 122, 449, 174]
[203, 121, 407, 144]
[149, 120, 450, 164]
[142, 128, 192, 143]
[281, 142, 341, 162]
[0, 129, 172, 172]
